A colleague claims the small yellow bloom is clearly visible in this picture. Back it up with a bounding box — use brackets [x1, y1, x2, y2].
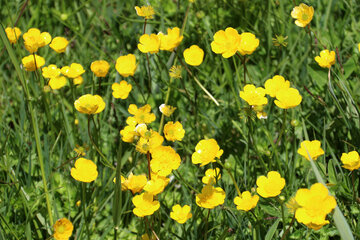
[49, 37, 69, 53]
[136, 130, 164, 154]
[256, 171, 285, 198]
[115, 54, 137, 77]
[159, 104, 176, 117]
[74, 119, 79, 125]
[264, 75, 290, 97]
[358, 43, 360, 52]
[22, 54, 45, 71]
[70, 158, 98, 183]
[274, 87, 302, 109]
[164, 121, 185, 142]
[170, 204, 192, 224]
[315, 50, 336, 68]
[142, 233, 156, 240]
[297, 140, 324, 161]
[151, 146, 181, 176]
[122, 173, 147, 194]
[53, 218, 73, 240]
[239, 84, 268, 106]
[23, 28, 51, 53]
[112, 81, 132, 99]
[138, 34, 160, 54]
[202, 168, 221, 184]
[291, 3, 314, 28]
[192, 139, 223, 167]
[295, 183, 336, 230]
[120, 125, 137, 143]
[286, 197, 301, 214]
[49, 76, 67, 90]
[74, 94, 106, 114]
[196, 184, 226, 209]
[74, 145, 86, 156]
[144, 172, 170, 195]
[158, 27, 183, 51]
[340, 151, 360, 171]
[132, 192, 160, 217]
[42, 64, 61, 79]
[238, 32, 260, 55]
[90, 60, 110, 77]
[234, 191, 259, 211]
[76, 200, 81, 207]
[183, 45, 204, 66]
[128, 104, 156, 124]
[135, 5, 155, 19]
[61, 63, 85, 78]
[169, 65, 182, 79]
[211, 27, 241, 58]
[5, 27, 21, 44]
[73, 76, 83, 85]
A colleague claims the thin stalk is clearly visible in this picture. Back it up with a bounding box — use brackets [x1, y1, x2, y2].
[281, 215, 295, 240]
[275, 110, 287, 145]
[204, 209, 210, 240]
[145, 53, 152, 93]
[158, 75, 174, 135]
[216, 160, 241, 196]
[277, 197, 286, 237]
[174, 170, 199, 194]
[351, 171, 356, 203]
[82, 183, 91, 240]
[147, 152, 152, 180]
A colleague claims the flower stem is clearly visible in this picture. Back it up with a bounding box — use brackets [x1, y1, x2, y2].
[174, 170, 199, 194]
[216, 160, 241, 196]
[277, 197, 286, 237]
[281, 215, 295, 240]
[82, 183, 91, 240]
[147, 152, 152, 180]
[276, 109, 287, 145]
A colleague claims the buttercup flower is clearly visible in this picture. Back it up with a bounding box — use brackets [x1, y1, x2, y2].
[138, 34, 160, 54]
[196, 184, 226, 209]
[239, 84, 268, 106]
[256, 171, 285, 198]
[132, 192, 160, 217]
[295, 183, 336, 230]
[253, 105, 268, 120]
[202, 168, 221, 184]
[122, 173, 147, 194]
[61, 63, 85, 78]
[340, 151, 360, 171]
[274, 88, 302, 109]
[120, 125, 137, 143]
[159, 104, 176, 117]
[169, 65, 182, 79]
[22, 54, 45, 71]
[90, 60, 110, 77]
[315, 50, 336, 68]
[49, 76, 67, 90]
[23, 28, 51, 53]
[74, 94, 105, 114]
[297, 140, 324, 161]
[158, 27, 183, 51]
[238, 32, 260, 55]
[170, 205, 192, 224]
[135, 6, 155, 19]
[136, 130, 164, 154]
[151, 146, 181, 176]
[50, 37, 69, 53]
[112, 81, 132, 99]
[73, 76, 83, 85]
[128, 104, 156, 124]
[42, 64, 61, 79]
[70, 158, 98, 183]
[291, 3, 314, 27]
[144, 172, 170, 195]
[164, 121, 185, 142]
[234, 191, 259, 211]
[211, 27, 241, 58]
[192, 139, 223, 166]
[264, 75, 290, 97]
[115, 54, 137, 77]
[5, 27, 21, 44]
[183, 45, 204, 66]
[53, 218, 73, 240]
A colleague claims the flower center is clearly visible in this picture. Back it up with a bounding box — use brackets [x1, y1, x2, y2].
[57, 225, 65, 233]
[302, 13, 309, 21]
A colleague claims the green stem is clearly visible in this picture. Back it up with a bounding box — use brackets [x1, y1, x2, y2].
[277, 197, 286, 237]
[82, 183, 90, 240]
[158, 75, 173, 135]
[216, 160, 241, 196]
[276, 109, 287, 145]
[174, 170, 199, 194]
[281, 215, 295, 240]
[204, 209, 210, 240]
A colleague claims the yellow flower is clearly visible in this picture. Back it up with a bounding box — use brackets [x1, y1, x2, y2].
[164, 121, 185, 142]
[196, 184, 226, 209]
[264, 75, 290, 97]
[112, 81, 132, 99]
[74, 94, 106, 114]
[291, 3, 314, 28]
[256, 171, 285, 198]
[170, 204, 192, 224]
[5, 27, 21, 44]
[202, 168, 221, 184]
[211, 27, 241, 58]
[23, 28, 51, 53]
[128, 104, 156, 124]
[192, 139, 223, 167]
[340, 151, 360, 171]
[274, 87, 302, 109]
[49, 37, 69, 53]
[253, 105, 268, 120]
[49, 76, 67, 90]
[61, 63, 85, 78]
[22, 54, 45, 71]
[135, 6, 155, 19]
[142, 233, 156, 240]
[239, 84, 268, 106]
[294, 183, 336, 230]
[132, 192, 160, 217]
[151, 146, 181, 176]
[183, 45, 204, 66]
[238, 32, 259, 55]
[115, 54, 137, 77]
[358, 43, 360, 52]
[158, 27, 183, 51]
[42, 64, 61, 79]
[144, 172, 170, 195]
[159, 104, 176, 117]
[53, 218, 73, 240]
[138, 34, 160, 54]
[74, 144, 87, 156]
[136, 130, 164, 154]
[169, 65, 182, 79]
[234, 191, 259, 211]
[74, 119, 79, 125]
[315, 50, 336, 68]
[73, 76, 83, 85]
[70, 158, 98, 183]
[120, 125, 137, 143]
[90, 60, 110, 77]
[286, 197, 301, 214]
[297, 140, 324, 161]
[122, 173, 147, 194]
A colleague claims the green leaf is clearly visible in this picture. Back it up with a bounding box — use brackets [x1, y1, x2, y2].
[265, 218, 280, 240]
